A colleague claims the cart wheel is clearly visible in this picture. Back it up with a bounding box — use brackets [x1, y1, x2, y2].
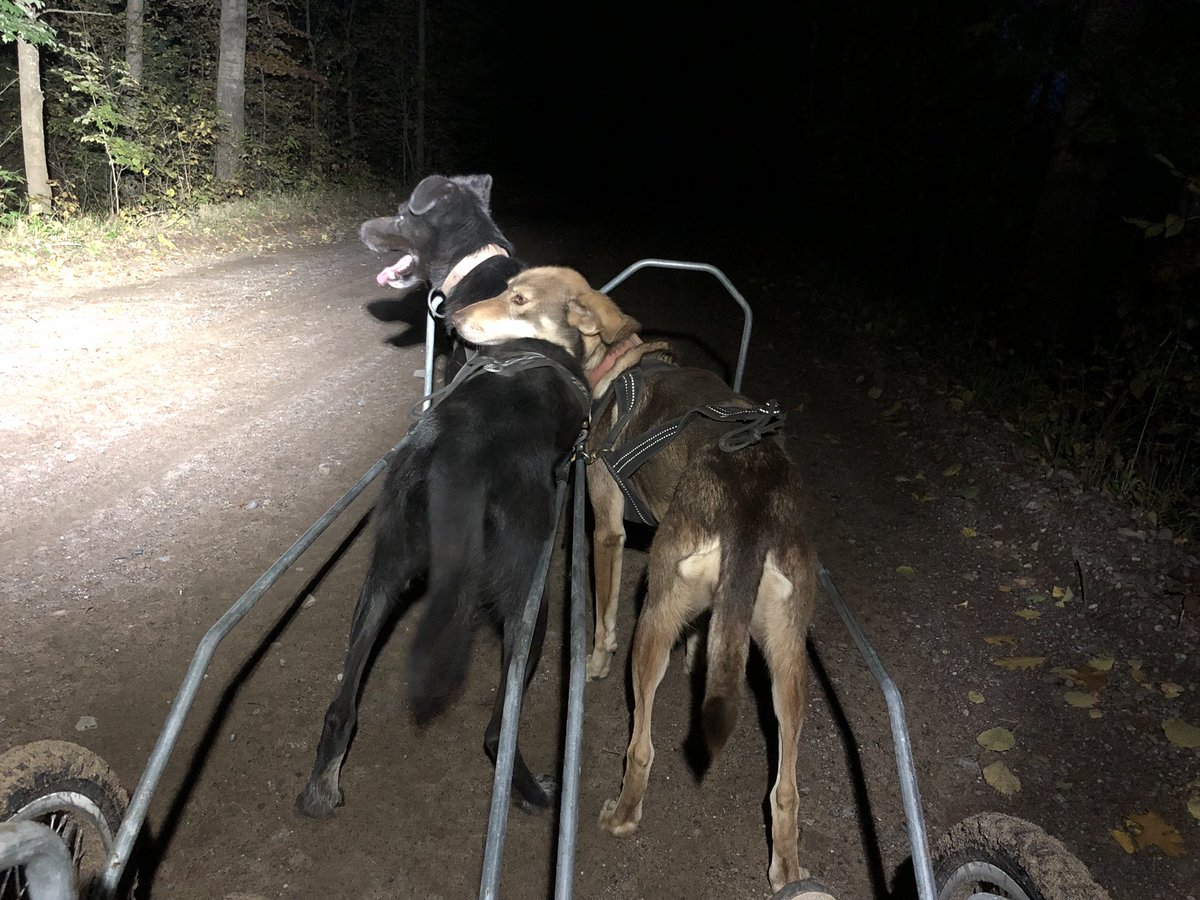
[934, 812, 1111, 900]
[771, 876, 838, 899]
[0, 740, 130, 899]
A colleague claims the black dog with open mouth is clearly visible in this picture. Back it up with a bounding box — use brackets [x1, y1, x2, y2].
[360, 174, 523, 323]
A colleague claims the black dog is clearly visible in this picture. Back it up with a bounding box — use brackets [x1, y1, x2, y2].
[296, 177, 588, 818]
[360, 173, 524, 326]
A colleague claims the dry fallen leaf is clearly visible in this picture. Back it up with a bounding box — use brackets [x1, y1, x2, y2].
[896, 565, 916, 578]
[1163, 718, 1200, 749]
[1051, 585, 1066, 599]
[984, 634, 1017, 646]
[982, 761, 1021, 797]
[992, 656, 1046, 671]
[997, 584, 1012, 593]
[1126, 812, 1186, 858]
[1189, 795, 1200, 822]
[943, 463, 962, 477]
[867, 386, 883, 399]
[1015, 609, 1041, 620]
[1089, 654, 1115, 672]
[1111, 829, 1136, 854]
[1161, 682, 1184, 699]
[962, 526, 978, 538]
[1064, 691, 1098, 709]
[967, 690, 985, 704]
[977, 727, 1015, 752]
[1052, 663, 1107, 693]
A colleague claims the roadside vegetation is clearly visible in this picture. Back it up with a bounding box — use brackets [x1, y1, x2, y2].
[823, 274, 1199, 540]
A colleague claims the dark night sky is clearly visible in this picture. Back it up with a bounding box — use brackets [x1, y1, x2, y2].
[432, 2, 809, 207]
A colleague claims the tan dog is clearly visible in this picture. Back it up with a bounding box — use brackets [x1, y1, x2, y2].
[452, 267, 817, 891]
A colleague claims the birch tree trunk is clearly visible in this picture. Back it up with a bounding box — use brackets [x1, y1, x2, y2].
[126, 0, 144, 84]
[17, 38, 51, 214]
[214, 0, 247, 181]
[415, 0, 425, 173]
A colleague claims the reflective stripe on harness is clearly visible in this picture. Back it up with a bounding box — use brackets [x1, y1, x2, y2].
[592, 362, 787, 526]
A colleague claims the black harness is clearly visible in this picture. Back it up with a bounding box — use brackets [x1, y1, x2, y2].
[412, 348, 592, 425]
[590, 359, 787, 526]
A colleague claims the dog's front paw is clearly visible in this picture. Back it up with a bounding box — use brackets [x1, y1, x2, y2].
[513, 773, 559, 815]
[586, 650, 613, 681]
[598, 798, 640, 836]
[295, 779, 343, 819]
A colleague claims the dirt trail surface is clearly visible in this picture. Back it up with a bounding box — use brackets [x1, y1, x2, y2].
[1, 207, 1198, 900]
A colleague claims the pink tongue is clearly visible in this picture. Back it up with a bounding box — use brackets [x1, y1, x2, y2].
[376, 254, 415, 286]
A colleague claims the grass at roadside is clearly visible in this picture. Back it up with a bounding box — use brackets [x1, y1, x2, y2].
[0, 186, 395, 294]
[901, 309, 1194, 537]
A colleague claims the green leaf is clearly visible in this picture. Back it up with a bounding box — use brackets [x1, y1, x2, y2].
[1164, 214, 1185, 239]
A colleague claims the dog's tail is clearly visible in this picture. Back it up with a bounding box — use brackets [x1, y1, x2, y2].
[700, 538, 766, 763]
[407, 465, 485, 722]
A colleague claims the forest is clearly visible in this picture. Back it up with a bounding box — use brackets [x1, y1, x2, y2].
[2, 0, 1198, 532]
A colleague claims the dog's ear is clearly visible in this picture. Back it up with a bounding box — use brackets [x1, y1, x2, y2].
[454, 174, 493, 213]
[409, 175, 452, 215]
[568, 289, 640, 345]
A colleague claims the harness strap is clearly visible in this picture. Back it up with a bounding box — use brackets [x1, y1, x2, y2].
[411, 349, 591, 422]
[592, 364, 787, 526]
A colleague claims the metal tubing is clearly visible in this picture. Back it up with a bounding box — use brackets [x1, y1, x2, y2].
[423, 306, 436, 408]
[817, 565, 937, 900]
[553, 456, 589, 899]
[599, 259, 753, 393]
[0, 821, 77, 900]
[423, 290, 446, 411]
[100, 435, 412, 896]
[479, 477, 571, 900]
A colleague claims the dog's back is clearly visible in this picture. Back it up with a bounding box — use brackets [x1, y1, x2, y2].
[600, 364, 815, 754]
[398, 338, 586, 714]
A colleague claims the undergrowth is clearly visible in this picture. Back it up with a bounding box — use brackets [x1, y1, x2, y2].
[842, 285, 1199, 538]
[0, 184, 394, 287]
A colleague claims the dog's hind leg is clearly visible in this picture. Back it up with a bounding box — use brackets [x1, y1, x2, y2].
[754, 554, 814, 891]
[484, 596, 556, 812]
[296, 546, 420, 819]
[599, 536, 716, 836]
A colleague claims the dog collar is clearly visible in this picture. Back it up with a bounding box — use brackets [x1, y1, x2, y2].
[439, 244, 510, 295]
[588, 334, 643, 390]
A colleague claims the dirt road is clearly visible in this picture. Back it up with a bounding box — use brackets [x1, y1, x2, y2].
[1, 207, 1196, 899]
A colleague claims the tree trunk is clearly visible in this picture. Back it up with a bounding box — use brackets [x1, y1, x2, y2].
[17, 39, 51, 215]
[415, 0, 425, 173]
[126, 0, 144, 84]
[1019, 0, 1144, 332]
[214, 0, 247, 182]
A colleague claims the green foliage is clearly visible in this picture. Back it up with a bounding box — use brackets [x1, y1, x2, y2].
[1124, 154, 1200, 241]
[3, 0, 410, 220]
[0, 166, 27, 223]
[0, 0, 54, 46]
